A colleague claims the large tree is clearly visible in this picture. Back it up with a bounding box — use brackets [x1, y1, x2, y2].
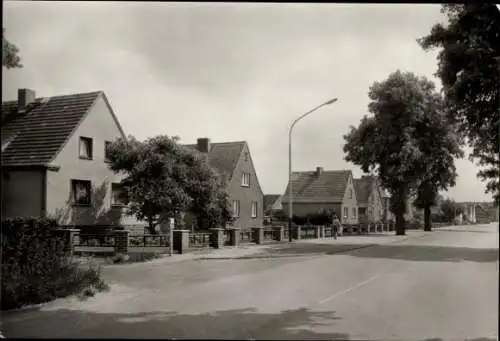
[344, 70, 455, 235]
[418, 4, 500, 204]
[413, 102, 464, 231]
[2, 28, 22, 69]
[106, 135, 232, 234]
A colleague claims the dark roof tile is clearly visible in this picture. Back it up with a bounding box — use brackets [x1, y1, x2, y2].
[282, 170, 351, 204]
[183, 141, 245, 180]
[1, 91, 101, 166]
[264, 194, 281, 209]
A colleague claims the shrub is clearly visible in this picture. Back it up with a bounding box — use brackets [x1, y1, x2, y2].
[1, 217, 108, 310]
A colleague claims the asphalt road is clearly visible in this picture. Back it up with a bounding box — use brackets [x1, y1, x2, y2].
[2, 224, 498, 340]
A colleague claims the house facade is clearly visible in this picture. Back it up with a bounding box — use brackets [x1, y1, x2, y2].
[183, 138, 264, 230]
[1, 88, 142, 230]
[281, 167, 359, 225]
[353, 175, 386, 223]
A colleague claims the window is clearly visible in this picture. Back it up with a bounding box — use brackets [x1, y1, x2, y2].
[349, 189, 353, 199]
[111, 183, 126, 206]
[241, 173, 250, 187]
[244, 152, 249, 161]
[352, 207, 357, 218]
[79, 137, 93, 159]
[343, 207, 348, 220]
[368, 208, 373, 217]
[251, 201, 258, 218]
[232, 200, 240, 217]
[104, 141, 112, 162]
[71, 180, 91, 205]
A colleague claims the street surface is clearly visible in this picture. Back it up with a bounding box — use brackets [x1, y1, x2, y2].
[2, 224, 498, 340]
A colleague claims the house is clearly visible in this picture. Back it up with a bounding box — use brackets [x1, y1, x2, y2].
[264, 194, 282, 215]
[281, 167, 359, 225]
[183, 138, 264, 230]
[1, 88, 142, 230]
[353, 175, 386, 223]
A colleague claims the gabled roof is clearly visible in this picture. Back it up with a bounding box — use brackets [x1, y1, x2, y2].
[353, 178, 371, 205]
[282, 170, 352, 204]
[183, 141, 246, 181]
[354, 176, 386, 205]
[1, 91, 112, 167]
[264, 194, 281, 209]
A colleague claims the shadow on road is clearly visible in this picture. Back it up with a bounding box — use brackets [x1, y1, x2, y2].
[258, 243, 498, 263]
[422, 338, 496, 341]
[3, 307, 350, 339]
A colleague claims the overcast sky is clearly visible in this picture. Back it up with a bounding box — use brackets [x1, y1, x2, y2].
[2, 2, 493, 202]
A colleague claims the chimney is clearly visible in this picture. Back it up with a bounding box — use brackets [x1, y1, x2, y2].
[18, 88, 36, 112]
[197, 137, 211, 153]
[316, 166, 323, 176]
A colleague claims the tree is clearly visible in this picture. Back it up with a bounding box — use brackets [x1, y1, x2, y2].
[106, 135, 232, 234]
[2, 28, 22, 69]
[418, 4, 500, 204]
[343, 70, 451, 235]
[440, 197, 461, 223]
[412, 103, 464, 231]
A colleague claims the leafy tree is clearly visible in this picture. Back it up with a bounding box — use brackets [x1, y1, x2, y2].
[440, 197, 461, 223]
[418, 4, 500, 204]
[2, 28, 22, 69]
[106, 135, 232, 234]
[344, 70, 451, 235]
[412, 104, 464, 231]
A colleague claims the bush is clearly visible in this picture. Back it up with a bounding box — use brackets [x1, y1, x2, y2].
[1, 217, 108, 310]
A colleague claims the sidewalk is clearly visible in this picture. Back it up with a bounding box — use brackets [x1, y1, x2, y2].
[93, 230, 432, 267]
[191, 230, 431, 261]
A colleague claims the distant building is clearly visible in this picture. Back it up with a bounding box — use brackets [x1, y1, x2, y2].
[183, 138, 264, 230]
[281, 167, 358, 225]
[264, 194, 282, 215]
[353, 175, 386, 223]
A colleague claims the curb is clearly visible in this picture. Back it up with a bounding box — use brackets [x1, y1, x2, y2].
[197, 244, 379, 260]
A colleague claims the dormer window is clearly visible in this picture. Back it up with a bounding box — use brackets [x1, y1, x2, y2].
[79, 137, 93, 160]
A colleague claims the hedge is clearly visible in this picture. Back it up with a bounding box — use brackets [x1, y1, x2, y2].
[1, 217, 108, 310]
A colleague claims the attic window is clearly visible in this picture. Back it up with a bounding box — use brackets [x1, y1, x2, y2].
[241, 173, 250, 187]
[244, 152, 249, 161]
[79, 137, 93, 160]
[349, 189, 353, 199]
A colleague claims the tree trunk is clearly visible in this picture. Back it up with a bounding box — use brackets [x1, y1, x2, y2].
[395, 210, 406, 235]
[147, 214, 157, 235]
[424, 205, 432, 231]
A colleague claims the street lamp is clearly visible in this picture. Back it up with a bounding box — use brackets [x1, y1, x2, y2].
[288, 98, 338, 242]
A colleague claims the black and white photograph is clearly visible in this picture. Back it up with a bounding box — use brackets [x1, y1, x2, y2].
[1, 2, 499, 340]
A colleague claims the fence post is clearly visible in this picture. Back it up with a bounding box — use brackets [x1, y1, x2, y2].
[293, 225, 302, 240]
[228, 228, 240, 246]
[114, 230, 129, 254]
[274, 225, 285, 241]
[210, 228, 224, 249]
[319, 225, 325, 238]
[56, 228, 80, 255]
[173, 230, 189, 254]
[252, 226, 264, 244]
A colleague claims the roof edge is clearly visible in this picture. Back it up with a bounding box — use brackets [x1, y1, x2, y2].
[45, 91, 103, 165]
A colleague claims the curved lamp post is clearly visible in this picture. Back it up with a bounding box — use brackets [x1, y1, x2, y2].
[288, 98, 338, 242]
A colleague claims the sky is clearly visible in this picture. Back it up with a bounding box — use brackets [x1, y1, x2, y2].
[2, 2, 494, 202]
